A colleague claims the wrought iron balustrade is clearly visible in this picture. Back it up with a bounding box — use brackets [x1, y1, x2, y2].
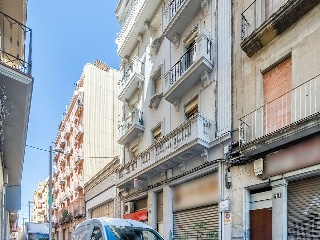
[240, 74, 320, 144]
[168, 0, 185, 20]
[241, 0, 289, 40]
[169, 35, 212, 86]
[0, 11, 32, 75]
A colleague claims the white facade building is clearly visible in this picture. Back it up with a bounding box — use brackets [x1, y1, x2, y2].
[115, 0, 232, 239]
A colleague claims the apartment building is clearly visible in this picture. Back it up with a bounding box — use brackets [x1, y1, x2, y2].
[32, 177, 50, 223]
[53, 61, 119, 240]
[0, 0, 33, 239]
[231, 0, 320, 239]
[115, 0, 232, 239]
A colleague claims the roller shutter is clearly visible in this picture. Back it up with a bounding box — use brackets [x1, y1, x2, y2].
[287, 175, 320, 239]
[173, 205, 219, 240]
[91, 201, 114, 218]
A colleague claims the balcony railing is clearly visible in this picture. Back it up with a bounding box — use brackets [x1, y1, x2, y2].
[0, 11, 32, 76]
[168, 0, 185, 20]
[118, 109, 144, 145]
[118, 113, 214, 182]
[74, 179, 84, 191]
[118, 56, 144, 102]
[241, 0, 319, 57]
[240, 75, 320, 145]
[241, 0, 288, 40]
[165, 32, 213, 103]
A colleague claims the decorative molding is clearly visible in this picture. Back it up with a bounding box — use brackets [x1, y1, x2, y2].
[172, 97, 180, 111]
[144, 20, 150, 31]
[171, 33, 180, 48]
[201, 70, 210, 88]
[123, 55, 130, 64]
[149, 92, 163, 110]
[138, 80, 143, 90]
[151, 36, 164, 56]
[201, 149, 209, 163]
[201, 0, 209, 15]
[137, 32, 143, 42]
[137, 132, 143, 142]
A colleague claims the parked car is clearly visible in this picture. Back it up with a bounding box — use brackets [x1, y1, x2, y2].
[73, 218, 164, 240]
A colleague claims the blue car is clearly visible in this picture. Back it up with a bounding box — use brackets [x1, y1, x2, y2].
[73, 218, 164, 240]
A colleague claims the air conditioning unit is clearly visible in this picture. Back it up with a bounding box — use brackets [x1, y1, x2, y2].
[124, 202, 135, 214]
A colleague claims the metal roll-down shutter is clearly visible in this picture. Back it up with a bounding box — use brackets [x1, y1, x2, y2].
[173, 205, 219, 239]
[287, 175, 320, 239]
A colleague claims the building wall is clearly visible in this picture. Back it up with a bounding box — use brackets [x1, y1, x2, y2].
[231, 2, 320, 239]
[83, 66, 120, 183]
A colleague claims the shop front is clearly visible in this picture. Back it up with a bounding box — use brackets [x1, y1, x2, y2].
[263, 135, 320, 239]
[172, 173, 220, 240]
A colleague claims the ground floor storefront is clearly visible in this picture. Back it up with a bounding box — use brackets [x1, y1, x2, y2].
[231, 135, 320, 239]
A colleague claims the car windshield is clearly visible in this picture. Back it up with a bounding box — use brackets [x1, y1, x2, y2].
[105, 226, 163, 240]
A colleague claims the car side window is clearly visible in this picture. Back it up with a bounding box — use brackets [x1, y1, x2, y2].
[73, 224, 92, 240]
[90, 226, 103, 240]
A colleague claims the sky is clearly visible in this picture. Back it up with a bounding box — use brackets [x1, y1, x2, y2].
[19, 0, 120, 225]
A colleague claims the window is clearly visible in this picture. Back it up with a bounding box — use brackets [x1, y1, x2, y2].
[152, 125, 162, 142]
[263, 57, 292, 134]
[185, 97, 198, 120]
[90, 226, 103, 240]
[131, 145, 138, 159]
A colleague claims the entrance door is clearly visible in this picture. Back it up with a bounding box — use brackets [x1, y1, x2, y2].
[250, 208, 272, 240]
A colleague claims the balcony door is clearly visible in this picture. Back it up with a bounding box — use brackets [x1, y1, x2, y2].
[263, 57, 292, 134]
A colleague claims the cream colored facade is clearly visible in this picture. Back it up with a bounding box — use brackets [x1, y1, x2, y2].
[53, 61, 119, 240]
[115, 0, 232, 239]
[32, 177, 50, 223]
[230, 1, 320, 239]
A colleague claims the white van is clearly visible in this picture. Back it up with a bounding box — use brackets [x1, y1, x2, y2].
[73, 218, 165, 240]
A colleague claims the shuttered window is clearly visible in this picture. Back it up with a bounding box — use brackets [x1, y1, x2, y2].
[287, 175, 320, 239]
[91, 201, 114, 218]
[263, 57, 292, 134]
[152, 125, 162, 142]
[157, 191, 163, 236]
[185, 97, 198, 120]
[173, 205, 219, 239]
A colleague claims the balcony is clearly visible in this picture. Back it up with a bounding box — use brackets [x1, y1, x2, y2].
[58, 157, 65, 165]
[117, 113, 215, 186]
[64, 146, 72, 157]
[74, 179, 84, 191]
[118, 56, 144, 102]
[116, 0, 162, 57]
[164, 32, 213, 104]
[74, 149, 84, 166]
[64, 123, 72, 139]
[163, 0, 207, 45]
[75, 125, 83, 140]
[241, 0, 320, 57]
[239, 75, 320, 159]
[0, 11, 32, 75]
[59, 175, 66, 185]
[65, 166, 71, 178]
[118, 109, 144, 145]
[59, 138, 66, 148]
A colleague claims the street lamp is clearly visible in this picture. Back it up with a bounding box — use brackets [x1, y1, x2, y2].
[49, 146, 63, 240]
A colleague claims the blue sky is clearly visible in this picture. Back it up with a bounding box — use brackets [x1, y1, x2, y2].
[19, 0, 120, 225]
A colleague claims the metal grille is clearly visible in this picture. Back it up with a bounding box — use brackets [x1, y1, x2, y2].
[287, 175, 320, 239]
[173, 205, 219, 240]
[91, 201, 114, 218]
